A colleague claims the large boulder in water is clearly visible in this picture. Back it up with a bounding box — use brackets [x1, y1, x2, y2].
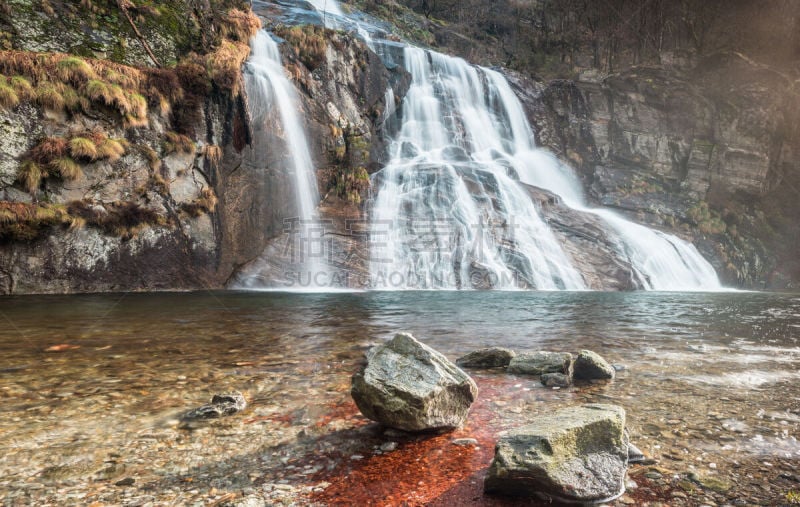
[573, 350, 616, 380]
[351, 333, 478, 431]
[484, 404, 628, 503]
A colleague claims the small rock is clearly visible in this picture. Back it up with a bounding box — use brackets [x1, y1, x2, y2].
[180, 391, 247, 422]
[452, 438, 478, 447]
[351, 333, 478, 432]
[115, 477, 135, 487]
[379, 442, 398, 452]
[507, 351, 572, 376]
[628, 442, 648, 464]
[455, 347, 516, 369]
[573, 350, 615, 380]
[484, 404, 628, 503]
[540, 372, 571, 387]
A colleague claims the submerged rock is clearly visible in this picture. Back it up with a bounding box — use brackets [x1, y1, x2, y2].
[573, 350, 616, 380]
[351, 332, 478, 431]
[540, 372, 572, 387]
[456, 347, 516, 369]
[484, 404, 628, 503]
[180, 391, 247, 422]
[507, 351, 572, 376]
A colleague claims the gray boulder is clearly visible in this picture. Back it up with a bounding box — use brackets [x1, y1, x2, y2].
[508, 351, 572, 376]
[351, 333, 478, 432]
[573, 350, 615, 380]
[456, 347, 516, 369]
[540, 372, 572, 387]
[484, 404, 628, 503]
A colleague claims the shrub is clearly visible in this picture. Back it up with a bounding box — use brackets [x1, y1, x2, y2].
[69, 137, 98, 160]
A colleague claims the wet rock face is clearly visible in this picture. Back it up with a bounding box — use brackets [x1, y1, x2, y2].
[484, 404, 628, 503]
[351, 333, 478, 432]
[456, 347, 516, 369]
[507, 351, 572, 376]
[574, 349, 616, 380]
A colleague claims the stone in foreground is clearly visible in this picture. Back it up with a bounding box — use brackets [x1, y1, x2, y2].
[351, 333, 478, 431]
[573, 350, 616, 380]
[456, 347, 516, 369]
[507, 351, 572, 376]
[484, 404, 628, 503]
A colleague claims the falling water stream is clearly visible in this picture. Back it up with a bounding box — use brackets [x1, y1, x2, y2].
[243, 0, 722, 291]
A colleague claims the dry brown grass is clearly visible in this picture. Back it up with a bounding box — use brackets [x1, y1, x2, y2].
[274, 24, 329, 71]
[67, 200, 164, 238]
[0, 81, 18, 110]
[29, 137, 68, 163]
[18, 161, 44, 195]
[68, 137, 98, 160]
[141, 145, 161, 172]
[220, 9, 262, 43]
[205, 41, 250, 97]
[181, 187, 218, 217]
[9, 76, 33, 101]
[203, 144, 222, 168]
[0, 201, 73, 241]
[164, 131, 195, 155]
[97, 139, 127, 161]
[49, 157, 83, 180]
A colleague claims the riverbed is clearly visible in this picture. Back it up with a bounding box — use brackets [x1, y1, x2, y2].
[1, 291, 799, 505]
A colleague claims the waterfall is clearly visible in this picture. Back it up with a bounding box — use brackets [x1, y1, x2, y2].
[368, 46, 722, 291]
[306, 0, 343, 16]
[369, 48, 586, 290]
[236, 30, 329, 288]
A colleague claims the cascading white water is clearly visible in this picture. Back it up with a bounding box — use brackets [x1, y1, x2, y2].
[240, 30, 329, 286]
[306, 0, 343, 16]
[370, 48, 586, 290]
[369, 45, 721, 291]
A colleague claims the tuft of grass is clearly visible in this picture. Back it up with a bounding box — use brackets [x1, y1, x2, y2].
[0, 81, 18, 110]
[9, 76, 33, 101]
[164, 132, 195, 155]
[83, 80, 112, 105]
[18, 160, 44, 194]
[36, 82, 65, 111]
[56, 56, 97, 85]
[29, 136, 68, 163]
[68, 137, 98, 161]
[49, 157, 83, 180]
[97, 139, 127, 161]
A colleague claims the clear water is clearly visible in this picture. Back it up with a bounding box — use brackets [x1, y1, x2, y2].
[1, 291, 798, 503]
